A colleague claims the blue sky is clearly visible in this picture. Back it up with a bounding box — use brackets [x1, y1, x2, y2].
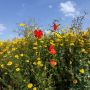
[0, 0, 90, 40]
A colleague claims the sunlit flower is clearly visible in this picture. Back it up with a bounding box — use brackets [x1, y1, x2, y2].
[33, 42, 38, 45]
[20, 54, 24, 57]
[61, 29, 65, 33]
[73, 79, 78, 84]
[33, 47, 38, 50]
[81, 48, 87, 53]
[53, 23, 59, 31]
[50, 60, 57, 67]
[0, 64, 4, 68]
[16, 68, 20, 72]
[4, 72, 8, 75]
[60, 43, 63, 46]
[70, 43, 74, 46]
[7, 61, 13, 66]
[37, 57, 41, 60]
[15, 55, 19, 59]
[37, 61, 43, 67]
[12, 48, 16, 51]
[27, 83, 33, 88]
[34, 29, 43, 39]
[88, 61, 90, 64]
[25, 60, 30, 63]
[33, 62, 37, 65]
[80, 68, 85, 74]
[33, 87, 37, 90]
[18, 23, 26, 27]
[48, 45, 56, 54]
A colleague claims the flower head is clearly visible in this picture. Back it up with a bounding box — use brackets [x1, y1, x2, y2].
[7, 61, 13, 66]
[18, 23, 26, 27]
[53, 23, 59, 31]
[34, 29, 43, 39]
[48, 45, 56, 54]
[80, 68, 85, 74]
[73, 79, 78, 84]
[16, 68, 20, 72]
[27, 83, 33, 89]
[50, 60, 57, 67]
[33, 87, 37, 90]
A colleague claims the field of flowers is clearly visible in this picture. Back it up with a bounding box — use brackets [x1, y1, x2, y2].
[0, 22, 90, 90]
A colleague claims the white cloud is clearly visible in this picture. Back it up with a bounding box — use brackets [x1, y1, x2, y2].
[59, 1, 79, 17]
[48, 5, 53, 9]
[0, 24, 6, 34]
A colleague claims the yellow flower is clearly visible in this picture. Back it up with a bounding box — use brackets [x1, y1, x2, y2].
[16, 68, 20, 72]
[1, 64, 4, 68]
[4, 72, 8, 75]
[69, 32, 74, 37]
[73, 79, 78, 84]
[37, 57, 41, 60]
[27, 83, 33, 89]
[12, 48, 16, 51]
[61, 29, 65, 33]
[88, 61, 90, 64]
[20, 54, 24, 57]
[33, 62, 37, 65]
[37, 61, 42, 65]
[7, 51, 10, 54]
[35, 52, 38, 55]
[0, 42, 3, 46]
[15, 55, 19, 59]
[80, 68, 85, 74]
[55, 33, 62, 39]
[33, 47, 38, 50]
[70, 43, 74, 46]
[50, 40, 54, 43]
[37, 61, 43, 67]
[33, 42, 38, 45]
[50, 42, 55, 46]
[18, 23, 26, 27]
[81, 48, 87, 53]
[7, 61, 13, 66]
[25, 59, 29, 63]
[33, 87, 37, 90]
[56, 39, 61, 42]
[60, 43, 63, 46]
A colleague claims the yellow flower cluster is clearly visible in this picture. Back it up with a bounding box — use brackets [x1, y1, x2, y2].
[27, 83, 37, 90]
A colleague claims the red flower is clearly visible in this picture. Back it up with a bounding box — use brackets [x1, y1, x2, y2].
[48, 45, 56, 54]
[34, 29, 43, 39]
[50, 60, 57, 67]
[53, 23, 59, 31]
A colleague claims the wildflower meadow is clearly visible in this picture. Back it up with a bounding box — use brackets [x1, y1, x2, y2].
[0, 20, 90, 90]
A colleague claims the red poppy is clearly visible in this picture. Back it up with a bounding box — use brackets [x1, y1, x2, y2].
[53, 23, 59, 31]
[48, 45, 56, 54]
[48, 44, 55, 51]
[50, 60, 57, 67]
[34, 29, 43, 39]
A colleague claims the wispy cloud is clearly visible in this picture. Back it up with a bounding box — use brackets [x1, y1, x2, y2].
[0, 24, 6, 34]
[59, 1, 79, 17]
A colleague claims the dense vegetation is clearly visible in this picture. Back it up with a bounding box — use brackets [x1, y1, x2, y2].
[0, 19, 90, 90]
